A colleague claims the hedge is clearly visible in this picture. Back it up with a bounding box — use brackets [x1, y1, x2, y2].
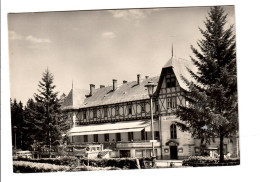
[81, 158, 139, 169]
[13, 161, 70, 173]
[71, 166, 121, 171]
[15, 156, 77, 167]
[183, 156, 240, 167]
[15, 157, 153, 169]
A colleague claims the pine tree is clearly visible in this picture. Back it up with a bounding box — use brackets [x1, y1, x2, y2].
[23, 98, 41, 149]
[175, 6, 238, 162]
[11, 99, 25, 150]
[33, 69, 64, 155]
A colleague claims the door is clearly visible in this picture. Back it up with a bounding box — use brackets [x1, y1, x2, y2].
[170, 146, 178, 159]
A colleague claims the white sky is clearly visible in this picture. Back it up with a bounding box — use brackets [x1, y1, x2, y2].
[8, 6, 234, 104]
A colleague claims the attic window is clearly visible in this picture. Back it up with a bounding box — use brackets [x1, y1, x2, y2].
[166, 76, 176, 88]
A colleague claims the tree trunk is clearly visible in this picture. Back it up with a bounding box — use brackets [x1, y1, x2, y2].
[219, 134, 224, 163]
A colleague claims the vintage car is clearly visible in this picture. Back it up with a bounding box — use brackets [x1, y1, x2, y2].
[66, 144, 112, 159]
[15, 150, 33, 159]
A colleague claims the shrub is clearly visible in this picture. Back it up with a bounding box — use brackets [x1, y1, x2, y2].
[15, 156, 77, 166]
[183, 156, 240, 167]
[13, 161, 70, 173]
[81, 158, 139, 169]
[71, 166, 121, 171]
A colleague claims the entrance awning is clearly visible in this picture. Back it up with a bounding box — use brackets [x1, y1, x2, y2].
[68, 119, 158, 136]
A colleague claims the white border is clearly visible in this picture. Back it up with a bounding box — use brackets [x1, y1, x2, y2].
[2, 0, 260, 182]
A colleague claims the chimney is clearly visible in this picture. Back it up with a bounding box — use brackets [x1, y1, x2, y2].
[123, 80, 127, 84]
[113, 79, 117, 91]
[100, 85, 105, 88]
[137, 74, 141, 85]
[145, 76, 149, 79]
[90, 84, 95, 96]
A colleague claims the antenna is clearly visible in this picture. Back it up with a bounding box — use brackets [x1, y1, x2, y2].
[169, 35, 176, 57]
[171, 43, 173, 57]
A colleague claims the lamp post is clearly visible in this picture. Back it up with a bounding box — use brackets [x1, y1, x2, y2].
[13, 126, 17, 150]
[145, 81, 157, 159]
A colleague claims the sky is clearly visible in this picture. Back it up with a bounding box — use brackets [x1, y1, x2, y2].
[8, 6, 235, 104]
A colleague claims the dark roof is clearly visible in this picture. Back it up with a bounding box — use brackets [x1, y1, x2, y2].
[61, 56, 194, 110]
[83, 76, 159, 108]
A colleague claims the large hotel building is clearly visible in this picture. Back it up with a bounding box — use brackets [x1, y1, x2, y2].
[61, 55, 239, 160]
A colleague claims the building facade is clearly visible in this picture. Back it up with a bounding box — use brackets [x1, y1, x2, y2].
[62, 56, 239, 160]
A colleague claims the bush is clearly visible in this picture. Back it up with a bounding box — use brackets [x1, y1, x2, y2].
[183, 156, 240, 167]
[15, 156, 77, 166]
[81, 158, 139, 169]
[71, 166, 121, 171]
[13, 161, 70, 173]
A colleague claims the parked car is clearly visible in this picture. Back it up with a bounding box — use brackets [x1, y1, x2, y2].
[15, 150, 33, 159]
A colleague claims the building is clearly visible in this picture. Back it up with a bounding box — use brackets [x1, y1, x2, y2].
[61, 54, 239, 160]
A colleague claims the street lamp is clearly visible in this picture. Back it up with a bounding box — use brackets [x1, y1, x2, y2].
[13, 126, 17, 150]
[145, 81, 157, 159]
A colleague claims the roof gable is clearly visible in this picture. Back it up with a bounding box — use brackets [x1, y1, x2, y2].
[161, 56, 194, 91]
[61, 88, 89, 110]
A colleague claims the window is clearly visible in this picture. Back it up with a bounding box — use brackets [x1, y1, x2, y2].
[135, 150, 143, 158]
[93, 109, 97, 118]
[141, 129, 145, 140]
[141, 103, 146, 113]
[166, 76, 176, 88]
[128, 105, 132, 115]
[94, 134, 98, 143]
[167, 97, 177, 109]
[84, 135, 88, 142]
[170, 124, 177, 139]
[128, 132, 134, 141]
[116, 133, 121, 142]
[104, 107, 108, 117]
[83, 112, 86, 120]
[115, 105, 119, 115]
[104, 134, 109, 142]
[155, 131, 160, 140]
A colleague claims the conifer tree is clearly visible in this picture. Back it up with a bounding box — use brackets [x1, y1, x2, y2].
[23, 98, 41, 149]
[11, 99, 25, 150]
[175, 6, 238, 162]
[33, 69, 63, 154]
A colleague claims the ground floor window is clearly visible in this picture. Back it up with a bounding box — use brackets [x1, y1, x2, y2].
[141, 129, 145, 140]
[135, 150, 143, 158]
[116, 133, 121, 141]
[94, 134, 98, 142]
[155, 131, 160, 140]
[104, 133, 109, 142]
[84, 135, 88, 142]
[120, 150, 130, 158]
[128, 132, 134, 141]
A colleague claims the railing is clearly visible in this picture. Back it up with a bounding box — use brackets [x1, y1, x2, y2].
[116, 140, 161, 148]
